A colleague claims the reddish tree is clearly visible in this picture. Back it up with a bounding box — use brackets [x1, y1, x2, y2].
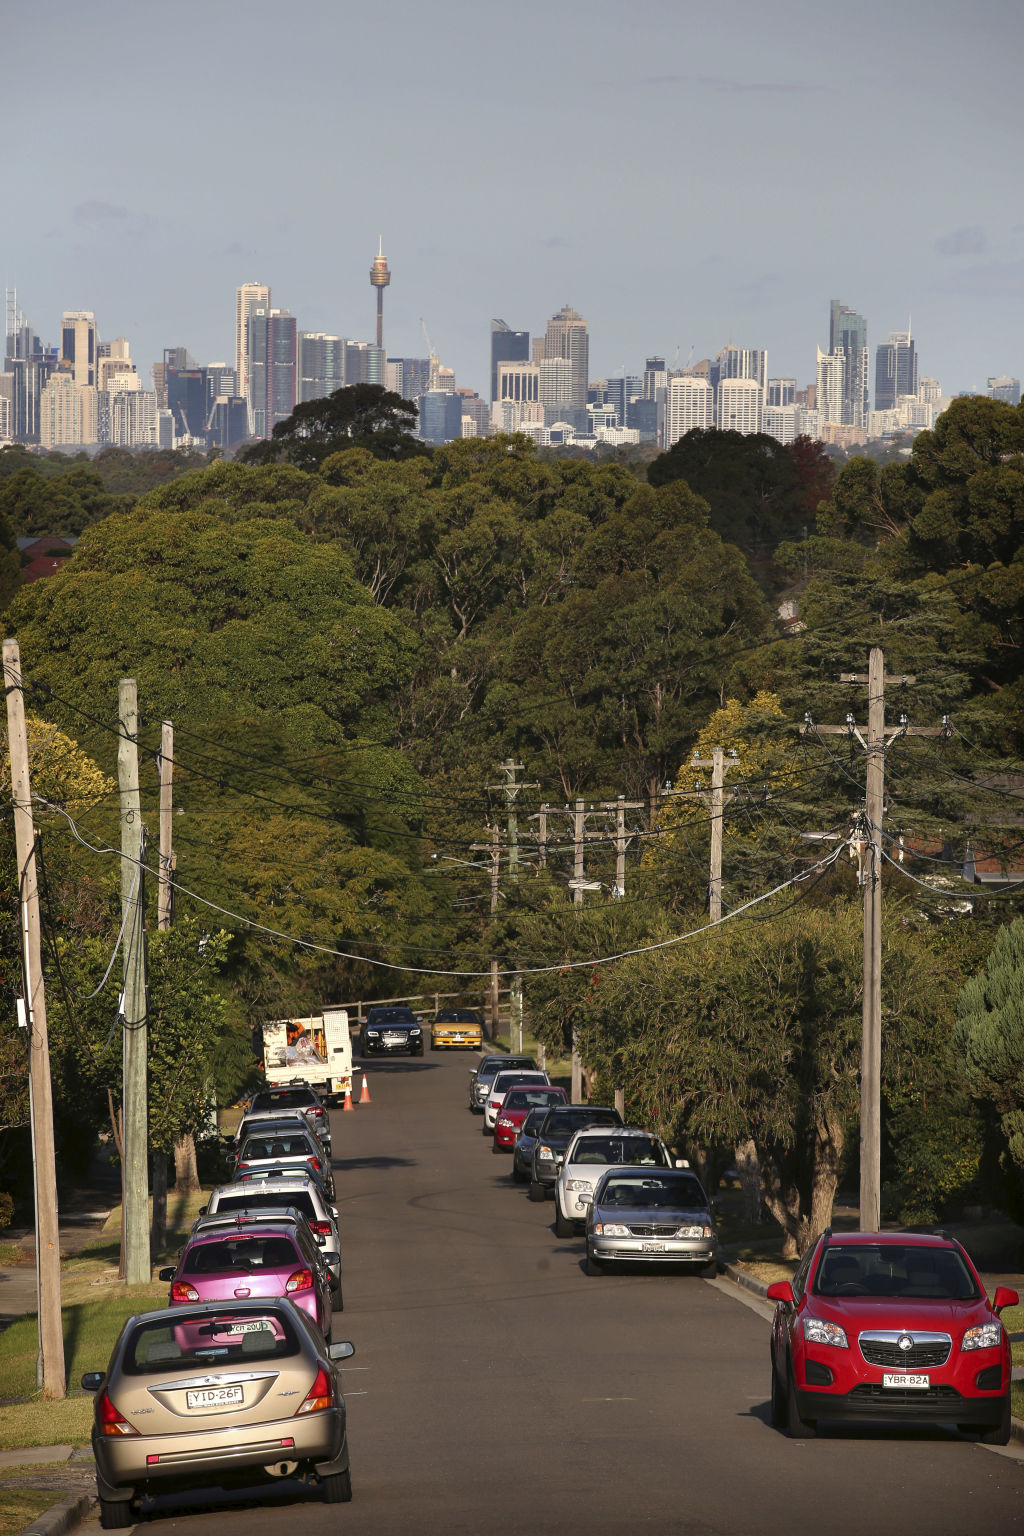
[785, 434, 836, 520]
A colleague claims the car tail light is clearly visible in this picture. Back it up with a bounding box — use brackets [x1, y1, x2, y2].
[97, 1391, 138, 1437]
[307, 1156, 322, 1172]
[237, 1162, 249, 1170]
[171, 1281, 200, 1302]
[295, 1367, 333, 1414]
[489, 1100, 501, 1109]
[286, 1268, 314, 1294]
[310, 1220, 333, 1236]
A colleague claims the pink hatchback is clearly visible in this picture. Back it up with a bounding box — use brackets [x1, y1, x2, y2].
[162, 1223, 333, 1339]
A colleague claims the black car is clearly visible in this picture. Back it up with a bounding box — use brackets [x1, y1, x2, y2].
[359, 1005, 424, 1056]
[527, 1104, 623, 1200]
[511, 1106, 552, 1183]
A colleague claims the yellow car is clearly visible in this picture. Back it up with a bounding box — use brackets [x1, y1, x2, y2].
[430, 1008, 484, 1050]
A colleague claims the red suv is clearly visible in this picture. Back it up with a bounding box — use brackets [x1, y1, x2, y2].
[767, 1230, 1017, 1443]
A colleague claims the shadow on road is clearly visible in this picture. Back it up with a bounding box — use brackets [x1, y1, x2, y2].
[332, 1155, 416, 1172]
[353, 1059, 440, 1074]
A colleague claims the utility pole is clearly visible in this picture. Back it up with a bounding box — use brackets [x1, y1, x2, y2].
[469, 822, 502, 1037]
[118, 679, 149, 1285]
[600, 793, 644, 899]
[151, 721, 174, 1253]
[487, 760, 537, 1055]
[679, 746, 742, 922]
[3, 638, 65, 1398]
[802, 647, 944, 1233]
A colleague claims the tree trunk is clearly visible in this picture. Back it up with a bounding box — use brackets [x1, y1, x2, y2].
[734, 1139, 762, 1224]
[173, 1133, 200, 1194]
[151, 1151, 167, 1259]
[760, 1111, 845, 1259]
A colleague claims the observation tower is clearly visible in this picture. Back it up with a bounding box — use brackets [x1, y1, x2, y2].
[370, 237, 391, 350]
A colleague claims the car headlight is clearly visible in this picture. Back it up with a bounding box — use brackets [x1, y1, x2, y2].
[410, 1028, 421, 1035]
[566, 1179, 593, 1193]
[366, 1030, 379, 1037]
[962, 1322, 1002, 1351]
[593, 1223, 629, 1237]
[676, 1224, 712, 1239]
[803, 1317, 848, 1348]
[497, 1117, 515, 1129]
[538, 1145, 555, 1161]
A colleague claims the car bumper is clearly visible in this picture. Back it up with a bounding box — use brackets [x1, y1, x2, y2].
[493, 1125, 520, 1149]
[433, 1032, 482, 1049]
[794, 1381, 1009, 1425]
[588, 1237, 717, 1265]
[362, 1038, 421, 1054]
[93, 1406, 346, 1493]
[532, 1161, 561, 1186]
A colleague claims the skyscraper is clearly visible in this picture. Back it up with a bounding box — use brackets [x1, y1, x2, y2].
[875, 331, 918, 411]
[665, 376, 713, 445]
[298, 333, 344, 402]
[61, 311, 97, 386]
[490, 319, 530, 404]
[543, 305, 589, 409]
[827, 299, 869, 426]
[988, 375, 1021, 405]
[716, 376, 762, 435]
[235, 282, 270, 428]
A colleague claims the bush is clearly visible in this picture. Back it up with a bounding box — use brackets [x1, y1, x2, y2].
[0, 1190, 14, 1228]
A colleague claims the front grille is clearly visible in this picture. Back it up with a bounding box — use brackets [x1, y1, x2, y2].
[627, 1224, 687, 1238]
[859, 1334, 951, 1369]
[848, 1382, 961, 1405]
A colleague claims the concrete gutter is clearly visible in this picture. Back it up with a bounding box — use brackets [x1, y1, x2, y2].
[18, 1490, 93, 1536]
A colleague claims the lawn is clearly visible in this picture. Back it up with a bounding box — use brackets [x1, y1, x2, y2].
[0, 1486, 66, 1535]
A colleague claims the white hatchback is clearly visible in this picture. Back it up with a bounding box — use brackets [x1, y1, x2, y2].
[554, 1128, 688, 1236]
[482, 1070, 551, 1132]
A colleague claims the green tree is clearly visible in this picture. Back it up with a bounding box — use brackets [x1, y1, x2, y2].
[647, 428, 805, 562]
[955, 918, 1024, 1177]
[0, 463, 134, 538]
[239, 384, 427, 470]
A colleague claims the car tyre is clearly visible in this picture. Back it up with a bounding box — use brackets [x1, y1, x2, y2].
[491, 1140, 504, 1154]
[482, 1123, 493, 1138]
[98, 1498, 135, 1530]
[585, 1253, 604, 1276]
[333, 1279, 344, 1313]
[512, 1161, 527, 1183]
[770, 1354, 786, 1429]
[698, 1258, 718, 1278]
[554, 1203, 576, 1238]
[979, 1396, 1012, 1446]
[320, 1468, 353, 1503]
[528, 1179, 547, 1202]
[785, 1360, 816, 1438]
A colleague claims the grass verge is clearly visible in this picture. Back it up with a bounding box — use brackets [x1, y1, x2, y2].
[0, 1486, 63, 1535]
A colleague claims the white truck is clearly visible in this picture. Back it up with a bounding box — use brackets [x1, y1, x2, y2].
[254, 1009, 353, 1105]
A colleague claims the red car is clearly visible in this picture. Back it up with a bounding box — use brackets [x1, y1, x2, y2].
[767, 1229, 1018, 1442]
[492, 1085, 568, 1152]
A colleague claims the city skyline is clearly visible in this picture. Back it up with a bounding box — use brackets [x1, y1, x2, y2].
[4, 0, 1020, 402]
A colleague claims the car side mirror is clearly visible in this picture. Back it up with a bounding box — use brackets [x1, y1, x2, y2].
[328, 1341, 355, 1361]
[766, 1280, 795, 1306]
[711, 1197, 723, 1213]
[316, 1234, 327, 1247]
[993, 1286, 1019, 1315]
[81, 1371, 105, 1392]
[331, 1207, 339, 1220]
[198, 1206, 207, 1217]
[157, 1267, 176, 1283]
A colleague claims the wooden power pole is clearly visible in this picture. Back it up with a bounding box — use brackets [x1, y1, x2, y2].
[802, 647, 943, 1233]
[157, 720, 174, 931]
[3, 638, 66, 1398]
[118, 679, 150, 1285]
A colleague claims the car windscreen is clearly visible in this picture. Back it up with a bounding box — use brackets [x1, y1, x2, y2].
[520, 1110, 548, 1133]
[503, 1088, 566, 1109]
[182, 1235, 302, 1275]
[813, 1243, 980, 1300]
[251, 1090, 317, 1112]
[573, 1135, 668, 1167]
[367, 1009, 414, 1024]
[239, 1134, 315, 1161]
[215, 1192, 317, 1220]
[437, 1011, 481, 1023]
[542, 1108, 621, 1136]
[124, 1310, 301, 1373]
[597, 1175, 708, 1209]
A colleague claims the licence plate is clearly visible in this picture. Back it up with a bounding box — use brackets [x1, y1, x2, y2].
[640, 1242, 666, 1253]
[882, 1373, 929, 1389]
[219, 1320, 271, 1335]
[186, 1386, 243, 1409]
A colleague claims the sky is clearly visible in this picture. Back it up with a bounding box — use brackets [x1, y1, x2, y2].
[6, 0, 1022, 400]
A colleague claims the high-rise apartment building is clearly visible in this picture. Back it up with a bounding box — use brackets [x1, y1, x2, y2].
[298, 333, 344, 402]
[827, 299, 869, 426]
[39, 364, 97, 447]
[61, 311, 97, 386]
[543, 305, 589, 408]
[490, 320, 530, 404]
[988, 375, 1021, 405]
[236, 282, 270, 427]
[665, 376, 713, 445]
[767, 377, 796, 407]
[875, 332, 918, 411]
[815, 348, 846, 426]
[245, 307, 296, 436]
[714, 346, 768, 390]
[4, 323, 53, 440]
[716, 376, 763, 435]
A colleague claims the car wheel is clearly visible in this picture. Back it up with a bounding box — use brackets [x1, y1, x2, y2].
[320, 1468, 353, 1503]
[979, 1396, 1012, 1445]
[528, 1179, 547, 1202]
[698, 1258, 718, 1278]
[770, 1354, 785, 1428]
[98, 1498, 135, 1530]
[512, 1161, 527, 1183]
[785, 1359, 816, 1438]
[482, 1123, 493, 1138]
[491, 1140, 504, 1154]
[554, 1203, 575, 1238]
[586, 1253, 604, 1276]
[333, 1279, 344, 1313]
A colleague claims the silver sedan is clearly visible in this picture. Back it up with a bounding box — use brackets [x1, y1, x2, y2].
[585, 1170, 719, 1276]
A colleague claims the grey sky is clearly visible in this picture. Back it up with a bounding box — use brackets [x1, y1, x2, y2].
[7, 0, 1021, 399]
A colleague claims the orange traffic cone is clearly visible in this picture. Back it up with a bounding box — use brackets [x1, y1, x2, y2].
[342, 1083, 355, 1111]
[359, 1071, 371, 1105]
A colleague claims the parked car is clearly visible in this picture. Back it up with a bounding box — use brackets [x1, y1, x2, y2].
[82, 1299, 354, 1528]
[510, 1106, 551, 1183]
[234, 1127, 335, 1199]
[430, 1008, 484, 1050]
[234, 1162, 334, 1206]
[493, 1086, 569, 1152]
[234, 1110, 331, 1160]
[482, 1070, 551, 1133]
[585, 1168, 718, 1276]
[200, 1180, 342, 1298]
[358, 1005, 424, 1056]
[160, 1220, 334, 1339]
[554, 1128, 687, 1236]
[246, 1083, 331, 1142]
[527, 1105, 623, 1199]
[469, 1054, 537, 1113]
[766, 1230, 1018, 1442]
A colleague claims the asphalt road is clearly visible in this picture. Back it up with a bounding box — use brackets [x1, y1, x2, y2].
[80, 1048, 1024, 1535]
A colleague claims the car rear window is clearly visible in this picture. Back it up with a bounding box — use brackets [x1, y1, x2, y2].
[215, 1192, 317, 1221]
[251, 1089, 316, 1112]
[598, 1175, 707, 1208]
[542, 1107, 622, 1135]
[492, 1072, 547, 1093]
[813, 1243, 980, 1300]
[240, 1134, 315, 1161]
[183, 1235, 301, 1274]
[504, 1088, 566, 1109]
[124, 1310, 300, 1373]
[573, 1135, 668, 1166]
